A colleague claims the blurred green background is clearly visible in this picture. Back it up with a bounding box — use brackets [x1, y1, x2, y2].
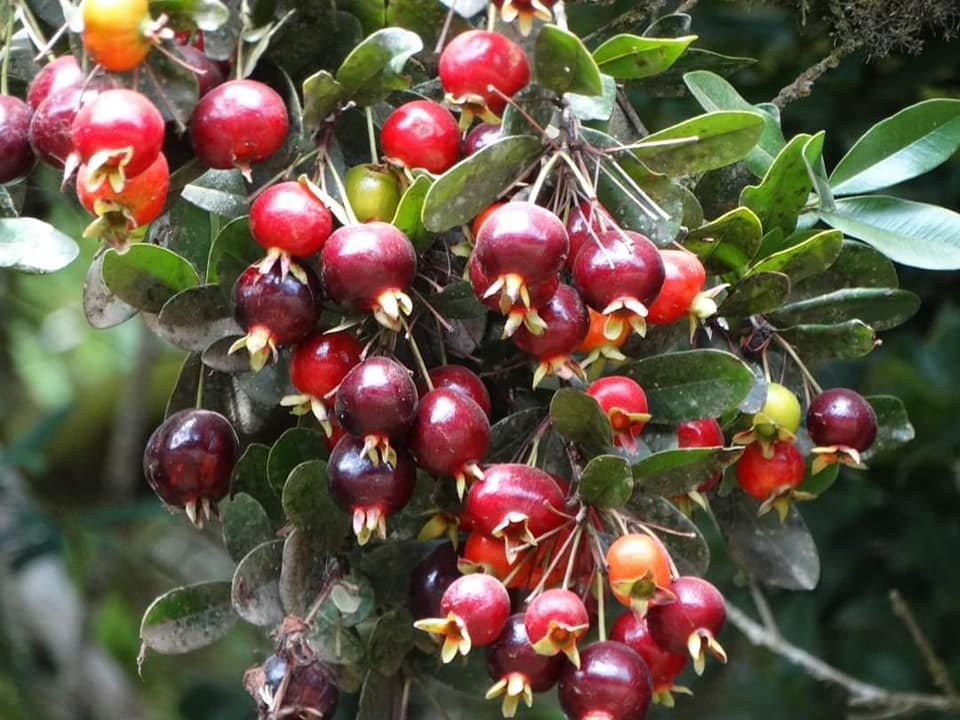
[1, 2, 958, 719]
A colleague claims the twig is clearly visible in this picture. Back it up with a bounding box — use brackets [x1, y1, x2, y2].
[889, 590, 960, 700]
[676, 0, 699, 13]
[616, 89, 649, 138]
[771, 41, 861, 109]
[748, 580, 782, 641]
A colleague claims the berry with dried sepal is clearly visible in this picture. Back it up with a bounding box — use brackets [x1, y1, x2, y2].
[611, 611, 688, 707]
[735, 439, 807, 519]
[381, 100, 460, 174]
[646, 250, 718, 338]
[524, 589, 590, 666]
[281, 331, 363, 433]
[492, 0, 557, 35]
[606, 533, 674, 614]
[250, 179, 333, 279]
[485, 614, 564, 717]
[565, 199, 616, 272]
[647, 576, 727, 676]
[807, 388, 878, 473]
[29, 84, 102, 170]
[733, 382, 802, 448]
[27, 56, 83, 110]
[586, 376, 651, 453]
[577, 307, 631, 370]
[469, 252, 558, 338]
[421, 365, 491, 418]
[558, 640, 653, 720]
[246, 653, 339, 719]
[512, 284, 589, 387]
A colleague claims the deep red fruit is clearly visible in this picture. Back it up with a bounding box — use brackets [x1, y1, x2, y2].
[142, 409, 239, 526]
[525, 589, 590, 665]
[29, 84, 102, 169]
[678, 418, 725, 492]
[558, 641, 653, 720]
[257, 654, 339, 719]
[735, 440, 805, 504]
[439, 30, 530, 122]
[410, 543, 461, 619]
[462, 464, 567, 560]
[469, 252, 559, 337]
[565, 200, 616, 271]
[512, 284, 589, 387]
[572, 229, 665, 338]
[231, 262, 319, 371]
[0, 96, 36, 183]
[492, 0, 557, 35]
[381, 100, 460, 174]
[586, 376, 651, 452]
[189, 79, 288, 174]
[27, 56, 83, 110]
[328, 434, 416, 544]
[251, 180, 333, 261]
[807, 388, 878, 452]
[283, 331, 363, 431]
[320, 221, 417, 331]
[177, 45, 224, 97]
[422, 365, 491, 418]
[645, 250, 707, 326]
[71, 89, 164, 187]
[485, 614, 565, 716]
[647, 576, 726, 675]
[414, 573, 511, 662]
[410, 388, 490, 498]
[610, 612, 687, 702]
[463, 122, 500, 156]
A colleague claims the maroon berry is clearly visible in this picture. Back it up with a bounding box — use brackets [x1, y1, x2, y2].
[469, 252, 558, 337]
[258, 654, 339, 719]
[565, 199, 616, 271]
[678, 418, 725, 492]
[0, 96, 35, 183]
[189, 79, 288, 175]
[439, 30, 530, 123]
[524, 589, 590, 665]
[807, 388, 877, 452]
[27, 56, 83, 109]
[177, 45, 224, 97]
[282, 331, 363, 433]
[250, 180, 333, 264]
[142, 409, 239, 526]
[485, 614, 564, 716]
[422, 365, 491, 418]
[381, 100, 460, 174]
[647, 576, 727, 675]
[464, 122, 500, 156]
[512, 284, 588, 387]
[410, 388, 490, 498]
[558, 640, 653, 720]
[586, 376, 651, 452]
[320, 221, 417, 330]
[610, 612, 687, 701]
[410, 543, 461, 619]
[29, 84, 102, 169]
[414, 573, 511, 662]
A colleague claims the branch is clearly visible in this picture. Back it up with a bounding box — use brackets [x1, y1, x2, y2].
[726, 601, 960, 718]
[771, 40, 861, 109]
[889, 590, 960, 701]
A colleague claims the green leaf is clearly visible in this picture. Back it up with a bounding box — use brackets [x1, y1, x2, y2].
[421, 136, 543, 232]
[0, 217, 79, 273]
[683, 206, 762, 274]
[206, 216, 260, 288]
[633, 110, 764, 175]
[165, 199, 213, 276]
[792, 240, 898, 300]
[620, 350, 756, 422]
[358, 670, 400, 719]
[231, 539, 285, 626]
[643, 12, 691, 36]
[309, 621, 365, 664]
[798, 458, 840, 497]
[779, 320, 878, 361]
[268, 428, 330, 496]
[549, 388, 613, 453]
[819, 195, 960, 270]
[391, 174, 435, 253]
[711, 491, 820, 590]
[134, 47, 199, 131]
[139, 582, 237, 655]
[580, 455, 633, 509]
[631, 447, 742, 498]
[156, 285, 241, 352]
[282, 460, 351, 551]
[316, 573, 376, 627]
[748, 229, 843, 283]
[83, 252, 138, 329]
[830, 99, 960, 196]
[535, 25, 603, 96]
[302, 69, 344, 129]
[597, 155, 685, 245]
[220, 493, 274, 562]
[486, 407, 547, 463]
[803, 133, 834, 210]
[182, 169, 249, 219]
[567, 73, 616, 122]
[593, 34, 696, 80]
[500, 85, 558, 137]
[427, 280, 488, 319]
[769, 288, 920, 331]
[229, 443, 282, 523]
[626, 497, 709, 575]
[102, 244, 199, 313]
[718, 271, 790, 317]
[358, 540, 430, 607]
[336, 27, 423, 105]
[642, 49, 756, 99]
[279, 529, 334, 616]
[740, 133, 821, 235]
[864, 395, 915, 461]
[368, 609, 416, 677]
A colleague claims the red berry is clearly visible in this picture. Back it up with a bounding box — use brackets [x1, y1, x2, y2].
[284, 331, 363, 432]
[678, 418, 725, 492]
[565, 199, 616, 272]
[485, 614, 564, 716]
[29, 84, 102, 169]
[410, 543, 461, 620]
[647, 576, 726, 675]
[471, 200, 507, 237]
[190, 79, 288, 174]
[257, 654, 339, 720]
[463, 122, 500, 156]
[250, 180, 333, 259]
[610, 612, 687, 698]
[0, 96, 35, 183]
[646, 250, 707, 326]
[422, 365, 491, 418]
[439, 30, 530, 122]
[512, 284, 589, 387]
[328, 434, 416, 544]
[558, 641, 653, 720]
[381, 100, 460, 174]
[27, 56, 83, 110]
[807, 388, 877, 452]
[460, 531, 527, 582]
[524, 589, 590, 665]
[491, 0, 557, 35]
[177, 45, 224, 97]
[142, 409, 239, 526]
[320, 221, 416, 331]
[586, 376, 651, 452]
[605, 533, 673, 613]
[735, 440, 805, 503]
[469, 252, 558, 337]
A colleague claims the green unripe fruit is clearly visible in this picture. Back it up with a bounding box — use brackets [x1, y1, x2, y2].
[754, 382, 801, 438]
[345, 164, 402, 223]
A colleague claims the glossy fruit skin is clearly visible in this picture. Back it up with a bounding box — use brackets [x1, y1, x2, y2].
[334, 356, 419, 441]
[735, 440, 805, 502]
[251, 181, 333, 257]
[558, 641, 653, 720]
[0, 96, 35, 183]
[586, 376, 650, 449]
[678, 418, 725, 492]
[410, 543, 461, 619]
[410, 388, 490, 480]
[474, 202, 569, 287]
[177, 45, 224, 97]
[27, 56, 83, 110]
[261, 655, 339, 719]
[646, 250, 706, 326]
[381, 100, 460, 174]
[190, 80, 288, 170]
[647, 576, 726, 655]
[565, 200, 616, 271]
[464, 122, 500, 156]
[461, 531, 527, 581]
[524, 589, 590, 649]
[440, 573, 511, 646]
[289, 332, 363, 399]
[606, 534, 673, 609]
[422, 365, 491, 418]
[807, 388, 878, 450]
[471, 200, 507, 238]
[577, 308, 631, 353]
[233, 263, 319, 345]
[469, 252, 559, 315]
[755, 382, 802, 437]
[77, 152, 169, 227]
[327, 434, 416, 516]
[82, 0, 151, 72]
[344, 164, 402, 222]
[30, 85, 102, 168]
[610, 612, 687, 693]
[487, 614, 565, 691]
[142, 409, 239, 507]
[71, 89, 164, 179]
[439, 30, 530, 118]
[512, 284, 588, 360]
[573, 229, 665, 314]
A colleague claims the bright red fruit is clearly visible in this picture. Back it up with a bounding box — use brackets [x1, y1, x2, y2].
[512, 284, 589, 387]
[524, 589, 590, 666]
[565, 200, 616, 271]
[485, 614, 564, 717]
[422, 365, 491, 418]
[0, 96, 35, 183]
[735, 439, 805, 507]
[558, 641, 653, 720]
[27, 56, 83, 110]
[586, 376, 651, 452]
[646, 250, 708, 326]
[381, 100, 460, 174]
[678, 418, 725, 493]
[283, 331, 363, 432]
[610, 612, 688, 705]
[647, 576, 727, 676]
[439, 30, 530, 123]
[250, 180, 333, 267]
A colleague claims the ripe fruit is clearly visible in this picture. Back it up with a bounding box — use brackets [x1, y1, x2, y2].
[565, 199, 616, 271]
[252, 654, 339, 719]
[250, 180, 333, 274]
[735, 440, 806, 517]
[328, 434, 416, 544]
[422, 365, 491, 418]
[320, 221, 416, 330]
[463, 122, 500, 157]
[606, 533, 673, 613]
[0, 96, 35, 183]
[558, 641, 653, 720]
[410, 388, 490, 498]
[469, 252, 558, 337]
[524, 589, 590, 665]
[806, 388, 878, 471]
[577, 307, 631, 369]
[492, 0, 557, 35]
[82, 0, 152, 72]
[410, 543, 461, 620]
[460, 531, 528, 582]
[414, 573, 511, 663]
[485, 614, 564, 717]
[646, 250, 712, 327]
[573, 229, 665, 339]
[230, 262, 319, 371]
[472, 200, 507, 238]
[647, 576, 727, 675]
[71, 89, 164, 190]
[611, 611, 688, 706]
[381, 100, 460, 174]
[678, 418, 725, 493]
[334, 356, 419, 464]
[190, 79, 288, 176]
[282, 331, 363, 432]
[586, 376, 651, 452]
[512, 284, 589, 387]
[344, 164, 402, 222]
[439, 30, 530, 124]
[142, 409, 239, 526]
[29, 85, 102, 169]
[177, 45, 224, 97]
[27, 56, 83, 110]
